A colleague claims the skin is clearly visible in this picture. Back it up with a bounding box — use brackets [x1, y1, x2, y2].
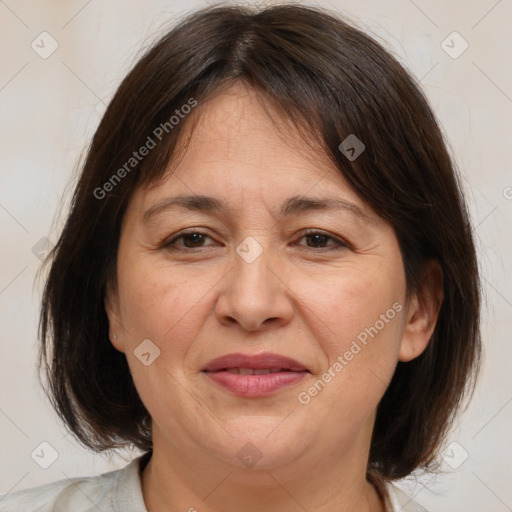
[106, 81, 443, 512]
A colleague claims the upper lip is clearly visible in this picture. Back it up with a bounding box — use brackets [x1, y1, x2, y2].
[202, 352, 309, 372]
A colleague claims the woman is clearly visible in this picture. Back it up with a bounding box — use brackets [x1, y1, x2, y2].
[0, 3, 480, 511]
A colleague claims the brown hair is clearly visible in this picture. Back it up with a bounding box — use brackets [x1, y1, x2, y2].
[38, 3, 481, 481]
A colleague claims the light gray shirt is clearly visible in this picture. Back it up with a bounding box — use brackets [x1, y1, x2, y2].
[0, 453, 427, 511]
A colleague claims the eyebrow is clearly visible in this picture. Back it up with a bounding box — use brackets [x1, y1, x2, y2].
[142, 194, 375, 225]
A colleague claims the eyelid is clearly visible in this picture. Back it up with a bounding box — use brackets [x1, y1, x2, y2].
[162, 228, 215, 248]
[295, 228, 351, 250]
[161, 227, 351, 251]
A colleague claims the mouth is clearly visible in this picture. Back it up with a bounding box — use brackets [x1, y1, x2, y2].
[214, 367, 301, 374]
[202, 352, 310, 397]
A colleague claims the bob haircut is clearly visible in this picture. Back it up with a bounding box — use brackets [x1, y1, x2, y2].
[39, 3, 481, 482]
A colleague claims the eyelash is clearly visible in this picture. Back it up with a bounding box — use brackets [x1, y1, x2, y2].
[162, 228, 349, 252]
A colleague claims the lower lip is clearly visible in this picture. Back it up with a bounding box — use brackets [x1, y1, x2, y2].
[203, 370, 308, 397]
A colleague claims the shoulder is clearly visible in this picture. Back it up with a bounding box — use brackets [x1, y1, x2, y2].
[0, 471, 119, 512]
[0, 454, 149, 512]
[384, 482, 430, 512]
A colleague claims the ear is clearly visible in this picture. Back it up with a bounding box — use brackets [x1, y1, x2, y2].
[399, 260, 444, 362]
[105, 276, 125, 354]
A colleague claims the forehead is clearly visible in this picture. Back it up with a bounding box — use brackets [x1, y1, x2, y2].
[134, 82, 370, 217]
[179, 83, 333, 176]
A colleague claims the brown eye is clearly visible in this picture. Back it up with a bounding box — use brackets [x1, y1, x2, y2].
[293, 230, 348, 250]
[163, 230, 215, 250]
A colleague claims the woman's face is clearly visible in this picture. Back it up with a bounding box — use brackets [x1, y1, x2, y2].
[107, 82, 428, 472]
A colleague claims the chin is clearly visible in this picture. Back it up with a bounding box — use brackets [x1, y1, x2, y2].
[208, 419, 310, 471]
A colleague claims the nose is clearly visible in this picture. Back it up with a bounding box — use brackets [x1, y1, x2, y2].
[215, 240, 294, 332]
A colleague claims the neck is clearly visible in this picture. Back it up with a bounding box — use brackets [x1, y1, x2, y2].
[140, 426, 385, 512]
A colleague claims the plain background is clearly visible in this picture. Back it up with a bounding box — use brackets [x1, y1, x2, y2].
[0, 0, 511, 510]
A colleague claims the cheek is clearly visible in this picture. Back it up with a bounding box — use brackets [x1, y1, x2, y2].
[115, 258, 216, 420]
[117, 255, 220, 360]
[292, 261, 405, 352]
[291, 261, 405, 414]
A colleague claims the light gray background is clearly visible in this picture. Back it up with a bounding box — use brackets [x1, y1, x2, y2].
[1, 0, 511, 510]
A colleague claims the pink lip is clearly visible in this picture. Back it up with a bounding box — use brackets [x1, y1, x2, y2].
[202, 352, 308, 372]
[202, 352, 310, 397]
